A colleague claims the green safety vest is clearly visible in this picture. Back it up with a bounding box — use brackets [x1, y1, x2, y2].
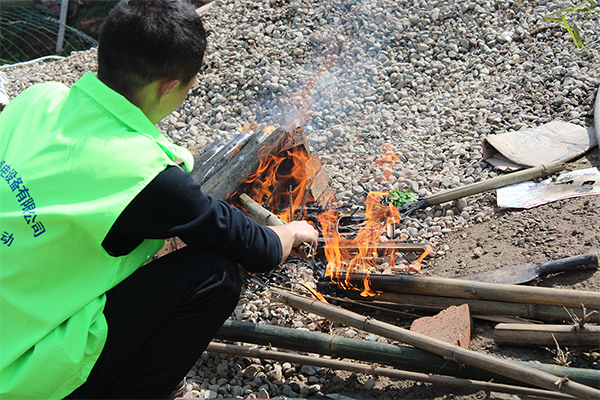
[0, 72, 193, 399]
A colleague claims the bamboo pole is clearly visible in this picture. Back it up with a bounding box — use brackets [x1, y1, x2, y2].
[271, 288, 600, 399]
[215, 319, 600, 388]
[400, 160, 566, 214]
[338, 290, 600, 323]
[344, 273, 600, 309]
[594, 82, 600, 155]
[206, 342, 576, 400]
[494, 323, 600, 347]
[424, 160, 566, 205]
[238, 193, 314, 257]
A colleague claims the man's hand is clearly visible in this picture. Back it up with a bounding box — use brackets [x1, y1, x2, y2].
[269, 221, 319, 263]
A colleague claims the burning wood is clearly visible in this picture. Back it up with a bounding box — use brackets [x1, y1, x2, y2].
[196, 125, 330, 212]
[195, 131, 435, 300]
[317, 191, 428, 297]
[197, 125, 286, 200]
[239, 126, 328, 221]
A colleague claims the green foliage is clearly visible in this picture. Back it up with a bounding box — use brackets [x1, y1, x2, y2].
[357, 133, 380, 140]
[543, 0, 599, 55]
[388, 189, 417, 207]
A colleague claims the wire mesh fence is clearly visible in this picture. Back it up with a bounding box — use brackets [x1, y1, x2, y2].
[0, 5, 97, 65]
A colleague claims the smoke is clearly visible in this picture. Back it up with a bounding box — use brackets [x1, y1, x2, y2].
[242, 0, 403, 140]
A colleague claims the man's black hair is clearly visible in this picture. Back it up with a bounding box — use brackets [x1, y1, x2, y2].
[97, 0, 206, 99]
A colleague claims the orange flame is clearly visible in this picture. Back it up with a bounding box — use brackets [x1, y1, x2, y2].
[317, 191, 402, 297]
[303, 283, 329, 303]
[242, 135, 427, 296]
[243, 134, 319, 223]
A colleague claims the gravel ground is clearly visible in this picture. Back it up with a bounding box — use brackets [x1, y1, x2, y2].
[2, 0, 600, 399]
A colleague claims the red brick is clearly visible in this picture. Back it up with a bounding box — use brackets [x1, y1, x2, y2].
[410, 304, 472, 349]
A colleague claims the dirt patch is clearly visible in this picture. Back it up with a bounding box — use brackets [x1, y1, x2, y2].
[431, 153, 600, 292]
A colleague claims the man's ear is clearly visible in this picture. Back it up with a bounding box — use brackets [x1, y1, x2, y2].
[157, 78, 180, 104]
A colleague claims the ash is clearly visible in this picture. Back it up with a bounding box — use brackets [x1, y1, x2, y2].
[4, 0, 600, 399]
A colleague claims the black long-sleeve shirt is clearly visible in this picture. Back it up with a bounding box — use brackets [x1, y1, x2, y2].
[102, 166, 282, 273]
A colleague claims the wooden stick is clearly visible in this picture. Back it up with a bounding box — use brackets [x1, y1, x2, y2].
[594, 82, 600, 155]
[494, 323, 600, 347]
[318, 240, 431, 253]
[238, 193, 314, 257]
[239, 193, 286, 226]
[344, 273, 600, 309]
[215, 319, 600, 388]
[296, 174, 316, 221]
[206, 342, 576, 400]
[271, 287, 600, 399]
[337, 290, 600, 323]
[289, 184, 294, 222]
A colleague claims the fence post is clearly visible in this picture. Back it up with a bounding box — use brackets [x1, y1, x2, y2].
[55, 0, 69, 54]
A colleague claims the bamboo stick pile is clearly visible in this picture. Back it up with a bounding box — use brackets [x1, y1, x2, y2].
[192, 125, 599, 399]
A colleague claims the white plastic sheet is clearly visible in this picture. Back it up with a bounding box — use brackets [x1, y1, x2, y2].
[497, 167, 600, 209]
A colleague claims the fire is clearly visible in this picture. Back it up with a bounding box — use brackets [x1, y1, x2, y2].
[242, 134, 427, 298]
[316, 144, 428, 296]
[317, 191, 403, 297]
[243, 131, 319, 223]
[302, 283, 329, 303]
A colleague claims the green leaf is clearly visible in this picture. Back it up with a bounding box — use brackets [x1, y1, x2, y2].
[388, 190, 417, 207]
[572, 23, 584, 47]
[572, 0, 591, 11]
[562, 14, 576, 41]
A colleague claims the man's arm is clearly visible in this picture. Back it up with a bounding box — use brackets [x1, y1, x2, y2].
[102, 165, 289, 272]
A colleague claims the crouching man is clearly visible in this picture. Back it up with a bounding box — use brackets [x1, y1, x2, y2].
[0, 0, 318, 398]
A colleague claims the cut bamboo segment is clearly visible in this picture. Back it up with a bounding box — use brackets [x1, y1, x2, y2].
[494, 323, 600, 347]
[238, 193, 314, 257]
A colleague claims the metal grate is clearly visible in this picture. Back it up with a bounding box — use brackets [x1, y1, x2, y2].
[0, 5, 98, 65]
